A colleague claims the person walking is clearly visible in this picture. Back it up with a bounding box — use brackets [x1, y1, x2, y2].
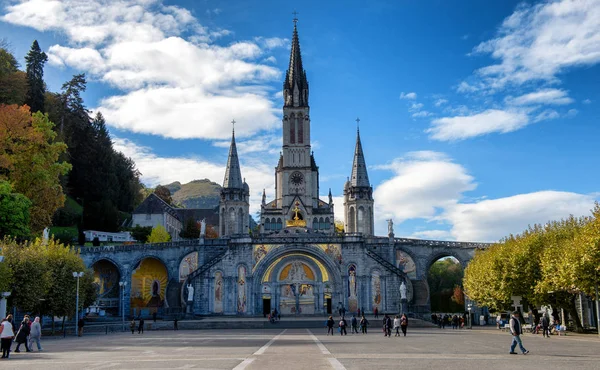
[351, 315, 358, 334]
[130, 319, 136, 334]
[400, 314, 408, 337]
[138, 317, 145, 334]
[339, 317, 347, 336]
[28, 317, 42, 352]
[174, 318, 178, 331]
[326, 316, 334, 336]
[374, 307, 379, 319]
[77, 317, 85, 337]
[383, 314, 392, 337]
[360, 316, 369, 334]
[541, 315, 550, 338]
[1, 316, 15, 359]
[152, 312, 157, 323]
[14, 316, 31, 352]
[509, 311, 529, 355]
[393, 316, 401, 337]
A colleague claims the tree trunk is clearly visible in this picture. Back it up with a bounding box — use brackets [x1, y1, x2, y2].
[567, 294, 584, 333]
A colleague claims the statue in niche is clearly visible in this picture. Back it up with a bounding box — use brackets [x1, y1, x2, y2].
[200, 218, 206, 237]
[187, 283, 194, 302]
[387, 219, 394, 237]
[400, 281, 407, 301]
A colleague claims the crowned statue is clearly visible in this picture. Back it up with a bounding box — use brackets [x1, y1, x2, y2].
[187, 283, 194, 302]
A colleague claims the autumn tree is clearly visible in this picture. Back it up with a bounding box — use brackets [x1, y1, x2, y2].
[180, 218, 200, 239]
[147, 225, 171, 243]
[24, 40, 48, 113]
[205, 224, 218, 239]
[0, 180, 31, 239]
[0, 46, 27, 105]
[0, 105, 71, 233]
[154, 185, 173, 205]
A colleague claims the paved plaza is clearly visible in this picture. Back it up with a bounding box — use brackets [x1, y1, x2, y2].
[0, 327, 598, 370]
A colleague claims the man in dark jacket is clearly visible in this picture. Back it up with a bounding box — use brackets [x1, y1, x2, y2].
[509, 311, 529, 355]
[138, 317, 145, 334]
[14, 317, 31, 352]
[541, 315, 550, 338]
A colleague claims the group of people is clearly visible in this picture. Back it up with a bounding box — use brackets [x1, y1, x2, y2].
[129, 318, 146, 334]
[268, 308, 280, 323]
[0, 314, 43, 359]
[431, 313, 465, 329]
[326, 313, 408, 337]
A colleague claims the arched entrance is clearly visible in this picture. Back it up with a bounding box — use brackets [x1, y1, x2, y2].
[254, 245, 342, 316]
[91, 259, 121, 316]
[427, 256, 464, 314]
[130, 257, 169, 318]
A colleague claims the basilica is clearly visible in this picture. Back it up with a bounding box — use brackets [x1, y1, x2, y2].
[82, 20, 486, 319]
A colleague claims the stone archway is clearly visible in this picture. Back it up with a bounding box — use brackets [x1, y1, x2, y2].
[91, 259, 121, 317]
[252, 244, 343, 316]
[130, 257, 169, 318]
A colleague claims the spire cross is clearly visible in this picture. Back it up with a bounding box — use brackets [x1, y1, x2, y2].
[231, 119, 236, 133]
[292, 10, 299, 25]
[356, 117, 360, 132]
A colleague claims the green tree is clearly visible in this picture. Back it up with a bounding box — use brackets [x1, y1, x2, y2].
[24, 40, 48, 113]
[0, 250, 13, 293]
[130, 225, 152, 243]
[0, 46, 27, 105]
[180, 218, 200, 239]
[0, 180, 32, 239]
[154, 185, 172, 205]
[0, 105, 71, 233]
[428, 258, 464, 312]
[147, 225, 171, 243]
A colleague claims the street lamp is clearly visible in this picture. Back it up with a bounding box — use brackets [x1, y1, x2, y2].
[119, 281, 127, 330]
[468, 303, 473, 329]
[72, 271, 84, 337]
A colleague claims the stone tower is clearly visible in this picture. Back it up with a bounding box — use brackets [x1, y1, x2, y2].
[343, 128, 374, 235]
[261, 18, 334, 233]
[220, 128, 250, 236]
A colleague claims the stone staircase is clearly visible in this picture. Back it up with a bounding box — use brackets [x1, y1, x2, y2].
[185, 249, 228, 284]
[366, 249, 405, 277]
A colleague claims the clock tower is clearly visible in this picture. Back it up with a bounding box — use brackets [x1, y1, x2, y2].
[260, 17, 334, 233]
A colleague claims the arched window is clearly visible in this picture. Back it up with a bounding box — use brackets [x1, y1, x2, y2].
[324, 217, 331, 229]
[298, 115, 304, 144]
[313, 217, 318, 229]
[348, 207, 356, 232]
[221, 208, 226, 235]
[319, 217, 324, 230]
[358, 206, 365, 234]
[265, 218, 271, 231]
[276, 218, 283, 230]
[290, 114, 296, 144]
[237, 208, 244, 234]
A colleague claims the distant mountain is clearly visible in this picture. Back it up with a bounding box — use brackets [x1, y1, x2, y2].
[163, 179, 221, 209]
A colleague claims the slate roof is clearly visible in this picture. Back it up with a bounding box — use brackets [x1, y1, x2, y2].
[350, 129, 370, 187]
[133, 193, 181, 221]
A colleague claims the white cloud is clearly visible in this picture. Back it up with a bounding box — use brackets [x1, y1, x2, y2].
[444, 191, 598, 242]
[583, 99, 592, 104]
[434, 99, 448, 107]
[2, 0, 284, 140]
[456, 81, 481, 93]
[412, 111, 433, 118]
[533, 109, 559, 123]
[263, 56, 277, 64]
[373, 151, 476, 223]
[409, 102, 423, 111]
[212, 133, 280, 155]
[566, 108, 578, 117]
[427, 109, 529, 141]
[400, 92, 417, 100]
[113, 137, 274, 215]
[470, 0, 600, 90]
[410, 229, 453, 240]
[506, 88, 573, 106]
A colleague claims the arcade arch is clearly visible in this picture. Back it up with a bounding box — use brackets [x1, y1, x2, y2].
[91, 259, 121, 316]
[130, 257, 169, 318]
[427, 256, 464, 313]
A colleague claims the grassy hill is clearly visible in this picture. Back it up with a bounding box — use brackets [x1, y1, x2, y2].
[163, 179, 221, 209]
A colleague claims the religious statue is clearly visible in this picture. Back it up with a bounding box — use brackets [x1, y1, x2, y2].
[387, 219, 394, 237]
[200, 218, 206, 237]
[42, 227, 50, 244]
[400, 281, 407, 301]
[186, 283, 194, 302]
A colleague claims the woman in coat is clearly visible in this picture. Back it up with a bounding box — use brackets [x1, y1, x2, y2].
[14, 317, 31, 352]
[400, 313, 408, 337]
[28, 317, 42, 351]
[326, 316, 334, 336]
[1, 315, 16, 359]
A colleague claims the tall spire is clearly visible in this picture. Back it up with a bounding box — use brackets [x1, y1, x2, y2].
[350, 128, 370, 187]
[283, 14, 309, 107]
[223, 121, 243, 189]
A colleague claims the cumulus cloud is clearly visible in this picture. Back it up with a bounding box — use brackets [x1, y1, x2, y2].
[400, 92, 417, 100]
[444, 191, 598, 242]
[113, 137, 274, 215]
[583, 99, 592, 104]
[373, 151, 477, 222]
[427, 109, 529, 141]
[2, 0, 286, 140]
[434, 99, 448, 107]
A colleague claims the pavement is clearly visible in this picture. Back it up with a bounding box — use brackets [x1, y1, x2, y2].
[1, 327, 599, 370]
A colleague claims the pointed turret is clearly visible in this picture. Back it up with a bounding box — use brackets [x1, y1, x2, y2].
[283, 18, 309, 107]
[350, 129, 370, 187]
[223, 129, 243, 189]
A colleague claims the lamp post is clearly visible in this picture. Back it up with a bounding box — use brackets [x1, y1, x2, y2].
[72, 271, 84, 336]
[119, 281, 127, 331]
[468, 303, 473, 329]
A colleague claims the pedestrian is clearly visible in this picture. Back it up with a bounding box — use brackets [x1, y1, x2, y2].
[431, 313, 437, 325]
[400, 313, 408, 337]
[138, 317, 145, 334]
[383, 314, 391, 337]
[374, 307, 379, 319]
[496, 314, 501, 329]
[357, 308, 361, 317]
[541, 315, 550, 338]
[1, 315, 15, 359]
[509, 311, 529, 355]
[152, 312, 157, 323]
[393, 315, 401, 336]
[28, 317, 42, 352]
[360, 315, 369, 334]
[174, 318, 178, 330]
[130, 319, 136, 334]
[326, 316, 334, 336]
[77, 317, 85, 337]
[14, 316, 31, 352]
[339, 317, 347, 336]
[351, 315, 358, 334]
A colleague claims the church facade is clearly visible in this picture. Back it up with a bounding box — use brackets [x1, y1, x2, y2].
[80, 21, 489, 319]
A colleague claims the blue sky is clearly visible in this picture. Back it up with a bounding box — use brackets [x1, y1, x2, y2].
[1, 0, 599, 241]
